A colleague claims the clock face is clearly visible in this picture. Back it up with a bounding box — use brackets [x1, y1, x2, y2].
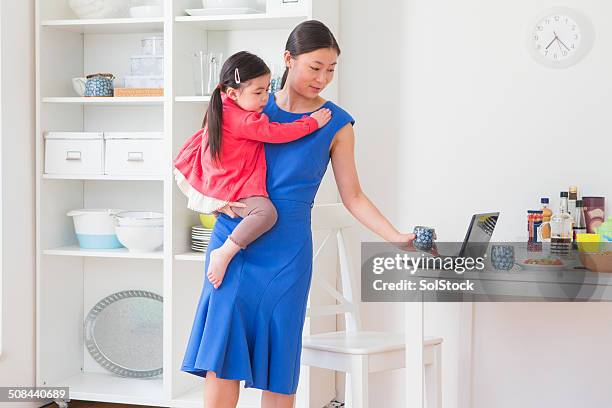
[528, 8, 594, 68]
[532, 14, 581, 62]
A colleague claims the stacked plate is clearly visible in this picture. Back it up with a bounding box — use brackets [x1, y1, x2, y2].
[185, 7, 260, 16]
[192, 226, 213, 252]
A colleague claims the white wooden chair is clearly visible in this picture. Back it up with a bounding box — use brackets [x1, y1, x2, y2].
[300, 203, 442, 408]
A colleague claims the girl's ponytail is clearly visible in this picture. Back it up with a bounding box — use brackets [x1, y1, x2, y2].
[203, 85, 223, 164]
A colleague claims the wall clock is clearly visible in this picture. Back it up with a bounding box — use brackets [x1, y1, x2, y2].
[528, 7, 594, 68]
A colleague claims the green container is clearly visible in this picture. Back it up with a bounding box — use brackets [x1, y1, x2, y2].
[597, 216, 612, 242]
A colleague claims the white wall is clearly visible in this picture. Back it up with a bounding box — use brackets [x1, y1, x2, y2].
[401, 0, 612, 407]
[342, 0, 612, 406]
[0, 1, 37, 405]
[339, 0, 410, 407]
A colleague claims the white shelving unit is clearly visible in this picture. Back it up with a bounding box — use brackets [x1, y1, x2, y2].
[41, 17, 165, 33]
[175, 95, 211, 103]
[42, 245, 164, 259]
[175, 251, 205, 262]
[42, 173, 164, 180]
[42, 96, 165, 105]
[35, 1, 341, 407]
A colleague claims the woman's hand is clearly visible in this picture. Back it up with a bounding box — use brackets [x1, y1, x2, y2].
[392, 232, 439, 256]
[392, 233, 417, 251]
[216, 201, 247, 218]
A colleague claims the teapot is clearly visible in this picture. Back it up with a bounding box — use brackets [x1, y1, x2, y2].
[81, 73, 115, 97]
[72, 77, 87, 96]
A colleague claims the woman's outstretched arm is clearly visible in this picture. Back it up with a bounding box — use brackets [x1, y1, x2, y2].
[330, 124, 415, 247]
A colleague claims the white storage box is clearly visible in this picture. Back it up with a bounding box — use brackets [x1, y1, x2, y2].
[130, 55, 164, 76]
[266, 0, 308, 16]
[104, 132, 164, 176]
[124, 75, 164, 88]
[141, 36, 164, 56]
[44, 132, 104, 175]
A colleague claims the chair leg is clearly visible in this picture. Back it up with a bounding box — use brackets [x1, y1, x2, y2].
[345, 355, 369, 408]
[424, 344, 442, 408]
[295, 364, 310, 408]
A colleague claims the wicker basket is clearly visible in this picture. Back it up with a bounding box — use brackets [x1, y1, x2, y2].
[114, 87, 164, 97]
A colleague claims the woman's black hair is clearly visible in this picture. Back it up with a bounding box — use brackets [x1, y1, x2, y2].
[203, 51, 270, 163]
[281, 20, 341, 89]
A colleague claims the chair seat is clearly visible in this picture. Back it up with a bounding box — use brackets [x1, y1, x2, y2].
[302, 330, 442, 355]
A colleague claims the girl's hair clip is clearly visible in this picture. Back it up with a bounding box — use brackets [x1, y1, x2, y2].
[234, 67, 241, 84]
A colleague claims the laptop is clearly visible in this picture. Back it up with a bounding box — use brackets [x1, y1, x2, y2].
[424, 212, 500, 268]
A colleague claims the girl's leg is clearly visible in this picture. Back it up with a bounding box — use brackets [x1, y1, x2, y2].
[205, 371, 240, 408]
[207, 196, 277, 289]
[261, 390, 296, 408]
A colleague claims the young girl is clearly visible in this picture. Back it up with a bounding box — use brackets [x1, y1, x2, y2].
[173, 51, 332, 289]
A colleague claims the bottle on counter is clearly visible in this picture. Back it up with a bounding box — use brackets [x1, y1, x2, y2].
[527, 210, 543, 252]
[527, 210, 537, 241]
[572, 199, 587, 248]
[540, 197, 552, 242]
[568, 186, 578, 221]
[551, 191, 573, 255]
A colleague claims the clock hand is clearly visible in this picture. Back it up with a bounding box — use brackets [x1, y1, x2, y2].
[545, 35, 557, 50]
[553, 30, 571, 51]
[557, 37, 571, 51]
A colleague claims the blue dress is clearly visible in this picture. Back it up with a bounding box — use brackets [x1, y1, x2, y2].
[180, 93, 355, 395]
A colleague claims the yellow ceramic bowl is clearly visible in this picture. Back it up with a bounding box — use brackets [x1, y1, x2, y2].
[199, 213, 217, 229]
[576, 233, 602, 253]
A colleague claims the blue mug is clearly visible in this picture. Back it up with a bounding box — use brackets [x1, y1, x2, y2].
[490, 245, 515, 270]
[84, 73, 115, 97]
[413, 226, 435, 250]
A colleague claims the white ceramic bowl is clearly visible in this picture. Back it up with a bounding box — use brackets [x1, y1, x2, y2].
[67, 208, 125, 249]
[129, 5, 163, 18]
[115, 225, 163, 252]
[114, 211, 163, 227]
[202, 0, 251, 9]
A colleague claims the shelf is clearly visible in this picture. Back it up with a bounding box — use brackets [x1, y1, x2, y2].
[43, 245, 164, 259]
[175, 95, 211, 103]
[42, 97, 165, 106]
[173, 384, 260, 408]
[175, 13, 308, 31]
[41, 17, 164, 34]
[45, 372, 166, 406]
[175, 252, 206, 262]
[43, 174, 164, 181]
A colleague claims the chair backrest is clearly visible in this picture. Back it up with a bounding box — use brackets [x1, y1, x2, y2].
[307, 203, 361, 332]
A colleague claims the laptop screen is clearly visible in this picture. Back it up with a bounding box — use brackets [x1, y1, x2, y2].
[459, 213, 499, 258]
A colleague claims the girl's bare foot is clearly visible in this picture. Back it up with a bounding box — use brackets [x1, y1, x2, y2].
[207, 238, 241, 289]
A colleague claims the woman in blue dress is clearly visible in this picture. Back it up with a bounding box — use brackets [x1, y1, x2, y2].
[181, 20, 416, 408]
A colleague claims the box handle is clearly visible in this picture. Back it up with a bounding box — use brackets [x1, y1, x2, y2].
[127, 151, 144, 162]
[65, 150, 82, 161]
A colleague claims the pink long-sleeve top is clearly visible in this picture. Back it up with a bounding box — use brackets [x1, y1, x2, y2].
[173, 93, 318, 210]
